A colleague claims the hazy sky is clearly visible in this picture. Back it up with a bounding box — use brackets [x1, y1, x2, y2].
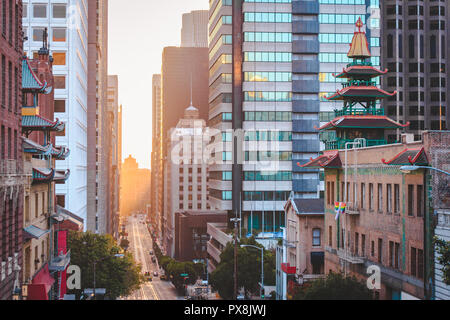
[108, 0, 208, 169]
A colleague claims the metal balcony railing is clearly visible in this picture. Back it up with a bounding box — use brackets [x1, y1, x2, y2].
[334, 107, 385, 117]
[325, 139, 388, 150]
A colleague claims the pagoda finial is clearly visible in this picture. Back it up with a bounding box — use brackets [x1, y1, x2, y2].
[347, 17, 371, 59]
[356, 17, 363, 32]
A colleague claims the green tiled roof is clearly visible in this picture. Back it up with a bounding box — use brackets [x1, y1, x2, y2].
[22, 115, 65, 131]
[22, 58, 47, 90]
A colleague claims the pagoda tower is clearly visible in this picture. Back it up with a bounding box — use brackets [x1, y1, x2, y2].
[317, 18, 408, 151]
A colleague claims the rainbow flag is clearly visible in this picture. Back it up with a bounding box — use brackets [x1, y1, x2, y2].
[335, 202, 346, 220]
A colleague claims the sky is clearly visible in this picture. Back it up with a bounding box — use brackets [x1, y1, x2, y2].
[108, 0, 208, 169]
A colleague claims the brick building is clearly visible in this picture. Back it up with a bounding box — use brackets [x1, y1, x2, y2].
[0, 0, 25, 301]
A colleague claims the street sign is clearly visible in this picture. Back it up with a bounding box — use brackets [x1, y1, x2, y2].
[180, 273, 188, 277]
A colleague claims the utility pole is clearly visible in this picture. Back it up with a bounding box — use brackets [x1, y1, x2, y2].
[230, 217, 240, 300]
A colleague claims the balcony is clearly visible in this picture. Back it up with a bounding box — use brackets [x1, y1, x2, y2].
[346, 203, 360, 215]
[337, 248, 365, 264]
[325, 139, 389, 150]
[334, 107, 385, 117]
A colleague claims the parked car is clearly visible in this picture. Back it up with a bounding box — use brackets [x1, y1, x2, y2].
[153, 271, 158, 277]
[160, 274, 167, 281]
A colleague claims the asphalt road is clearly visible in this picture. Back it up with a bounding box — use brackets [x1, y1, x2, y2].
[122, 215, 182, 300]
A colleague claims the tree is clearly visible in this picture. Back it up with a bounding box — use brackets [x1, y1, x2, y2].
[291, 272, 373, 300]
[119, 238, 129, 251]
[67, 231, 144, 300]
[435, 237, 450, 285]
[209, 237, 276, 300]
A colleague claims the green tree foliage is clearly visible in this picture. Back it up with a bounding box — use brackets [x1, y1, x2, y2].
[67, 231, 143, 300]
[434, 237, 450, 285]
[119, 238, 129, 251]
[209, 237, 276, 300]
[291, 272, 373, 300]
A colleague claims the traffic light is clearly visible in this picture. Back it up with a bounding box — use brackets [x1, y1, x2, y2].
[261, 288, 265, 299]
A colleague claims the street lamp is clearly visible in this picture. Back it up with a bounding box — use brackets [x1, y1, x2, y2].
[93, 254, 124, 300]
[399, 165, 450, 176]
[240, 244, 264, 300]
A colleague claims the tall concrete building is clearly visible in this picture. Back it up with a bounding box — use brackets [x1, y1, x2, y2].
[23, 0, 89, 222]
[107, 75, 121, 239]
[380, 1, 449, 141]
[163, 105, 211, 257]
[0, 0, 25, 300]
[181, 10, 209, 48]
[87, 0, 109, 234]
[294, 0, 381, 199]
[151, 74, 163, 236]
[208, 0, 293, 244]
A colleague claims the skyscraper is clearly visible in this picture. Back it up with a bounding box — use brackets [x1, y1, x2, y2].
[380, 1, 449, 141]
[151, 74, 163, 236]
[87, 0, 109, 234]
[181, 10, 209, 48]
[23, 0, 89, 222]
[208, 0, 293, 242]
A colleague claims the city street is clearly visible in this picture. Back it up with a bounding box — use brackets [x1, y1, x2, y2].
[122, 215, 182, 300]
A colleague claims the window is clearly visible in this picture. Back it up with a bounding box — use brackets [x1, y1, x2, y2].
[56, 195, 65, 208]
[23, 3, 27, 18]
[52, 52, 66, 66]
[361, 234, 366, 257]
[35, 193, 39, 218]
[386, 184, 392, 214]
[411, 247, 417, 277]
[417, 185, 423, 217]
[312, 229, 321, 247]
[408, 185, 414, 216]
[52, 4, 66, 18]
[54, 76, 66, 89]
[369, 183, 374, 211]
[32, 27, 45, 42]
[378, 238, 383, 264]
[328, 226, 332, 247]
[54, 100, 65, 113]
[360, 183, 365, 209]
[33, 4, 47, 18]
[371, 240, 375, 257]
[378, 183, 383, 213]
[395, 242, 400, 269]
[52, 28, 66, 42]
[389, 241, 394, 267]
[355, 233, 359, 255]
[394, 184, 400, 214]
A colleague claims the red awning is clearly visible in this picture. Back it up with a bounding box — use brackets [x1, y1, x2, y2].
[281, 263, 296, 275]
[27, 264, 55, 300]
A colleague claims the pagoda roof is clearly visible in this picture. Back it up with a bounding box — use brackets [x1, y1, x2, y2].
[299, 150, 342, 169]
[22, 57, 48, 92]
[53, 170, 70, 184]
[348, 18, 371, 59]
[334, 65, 389, 79]
[22, 137, 52, 155]
[382, 147, 428, 166]
[32, 167, 55, 183]
[22, 115, 65, 132]
[51, 146, 70, 160]
[326, 86, 397, 101]
[317, 115, 410, 131]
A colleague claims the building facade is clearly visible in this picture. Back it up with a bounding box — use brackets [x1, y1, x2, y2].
[0, 0, 25, 300]
[380, 0, 449, 140]
[107, 75, 120, 239]
[120, 156, 151, 218]
[151, 74, 163, 239]
[163, 105, 211, 258]
[23, 0, 89, 222]
[87, 0, 109, 234]
[181, 10, 209, 48]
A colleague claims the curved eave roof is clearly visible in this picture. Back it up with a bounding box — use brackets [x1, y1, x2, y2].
[299, 151, 342, 169]
[22, 137, 53, 155]
[334, 66, 388, 79]
[22, 115, 65, 132]
[316, 115, 410, 131]
[22, 58, 48, 92]
[52, 146, 70, 160]
[382, 147, 428, 166]
[325, 86, 397, 101]
[32, 167, 55, 183]
[53, 170, 70, 184]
